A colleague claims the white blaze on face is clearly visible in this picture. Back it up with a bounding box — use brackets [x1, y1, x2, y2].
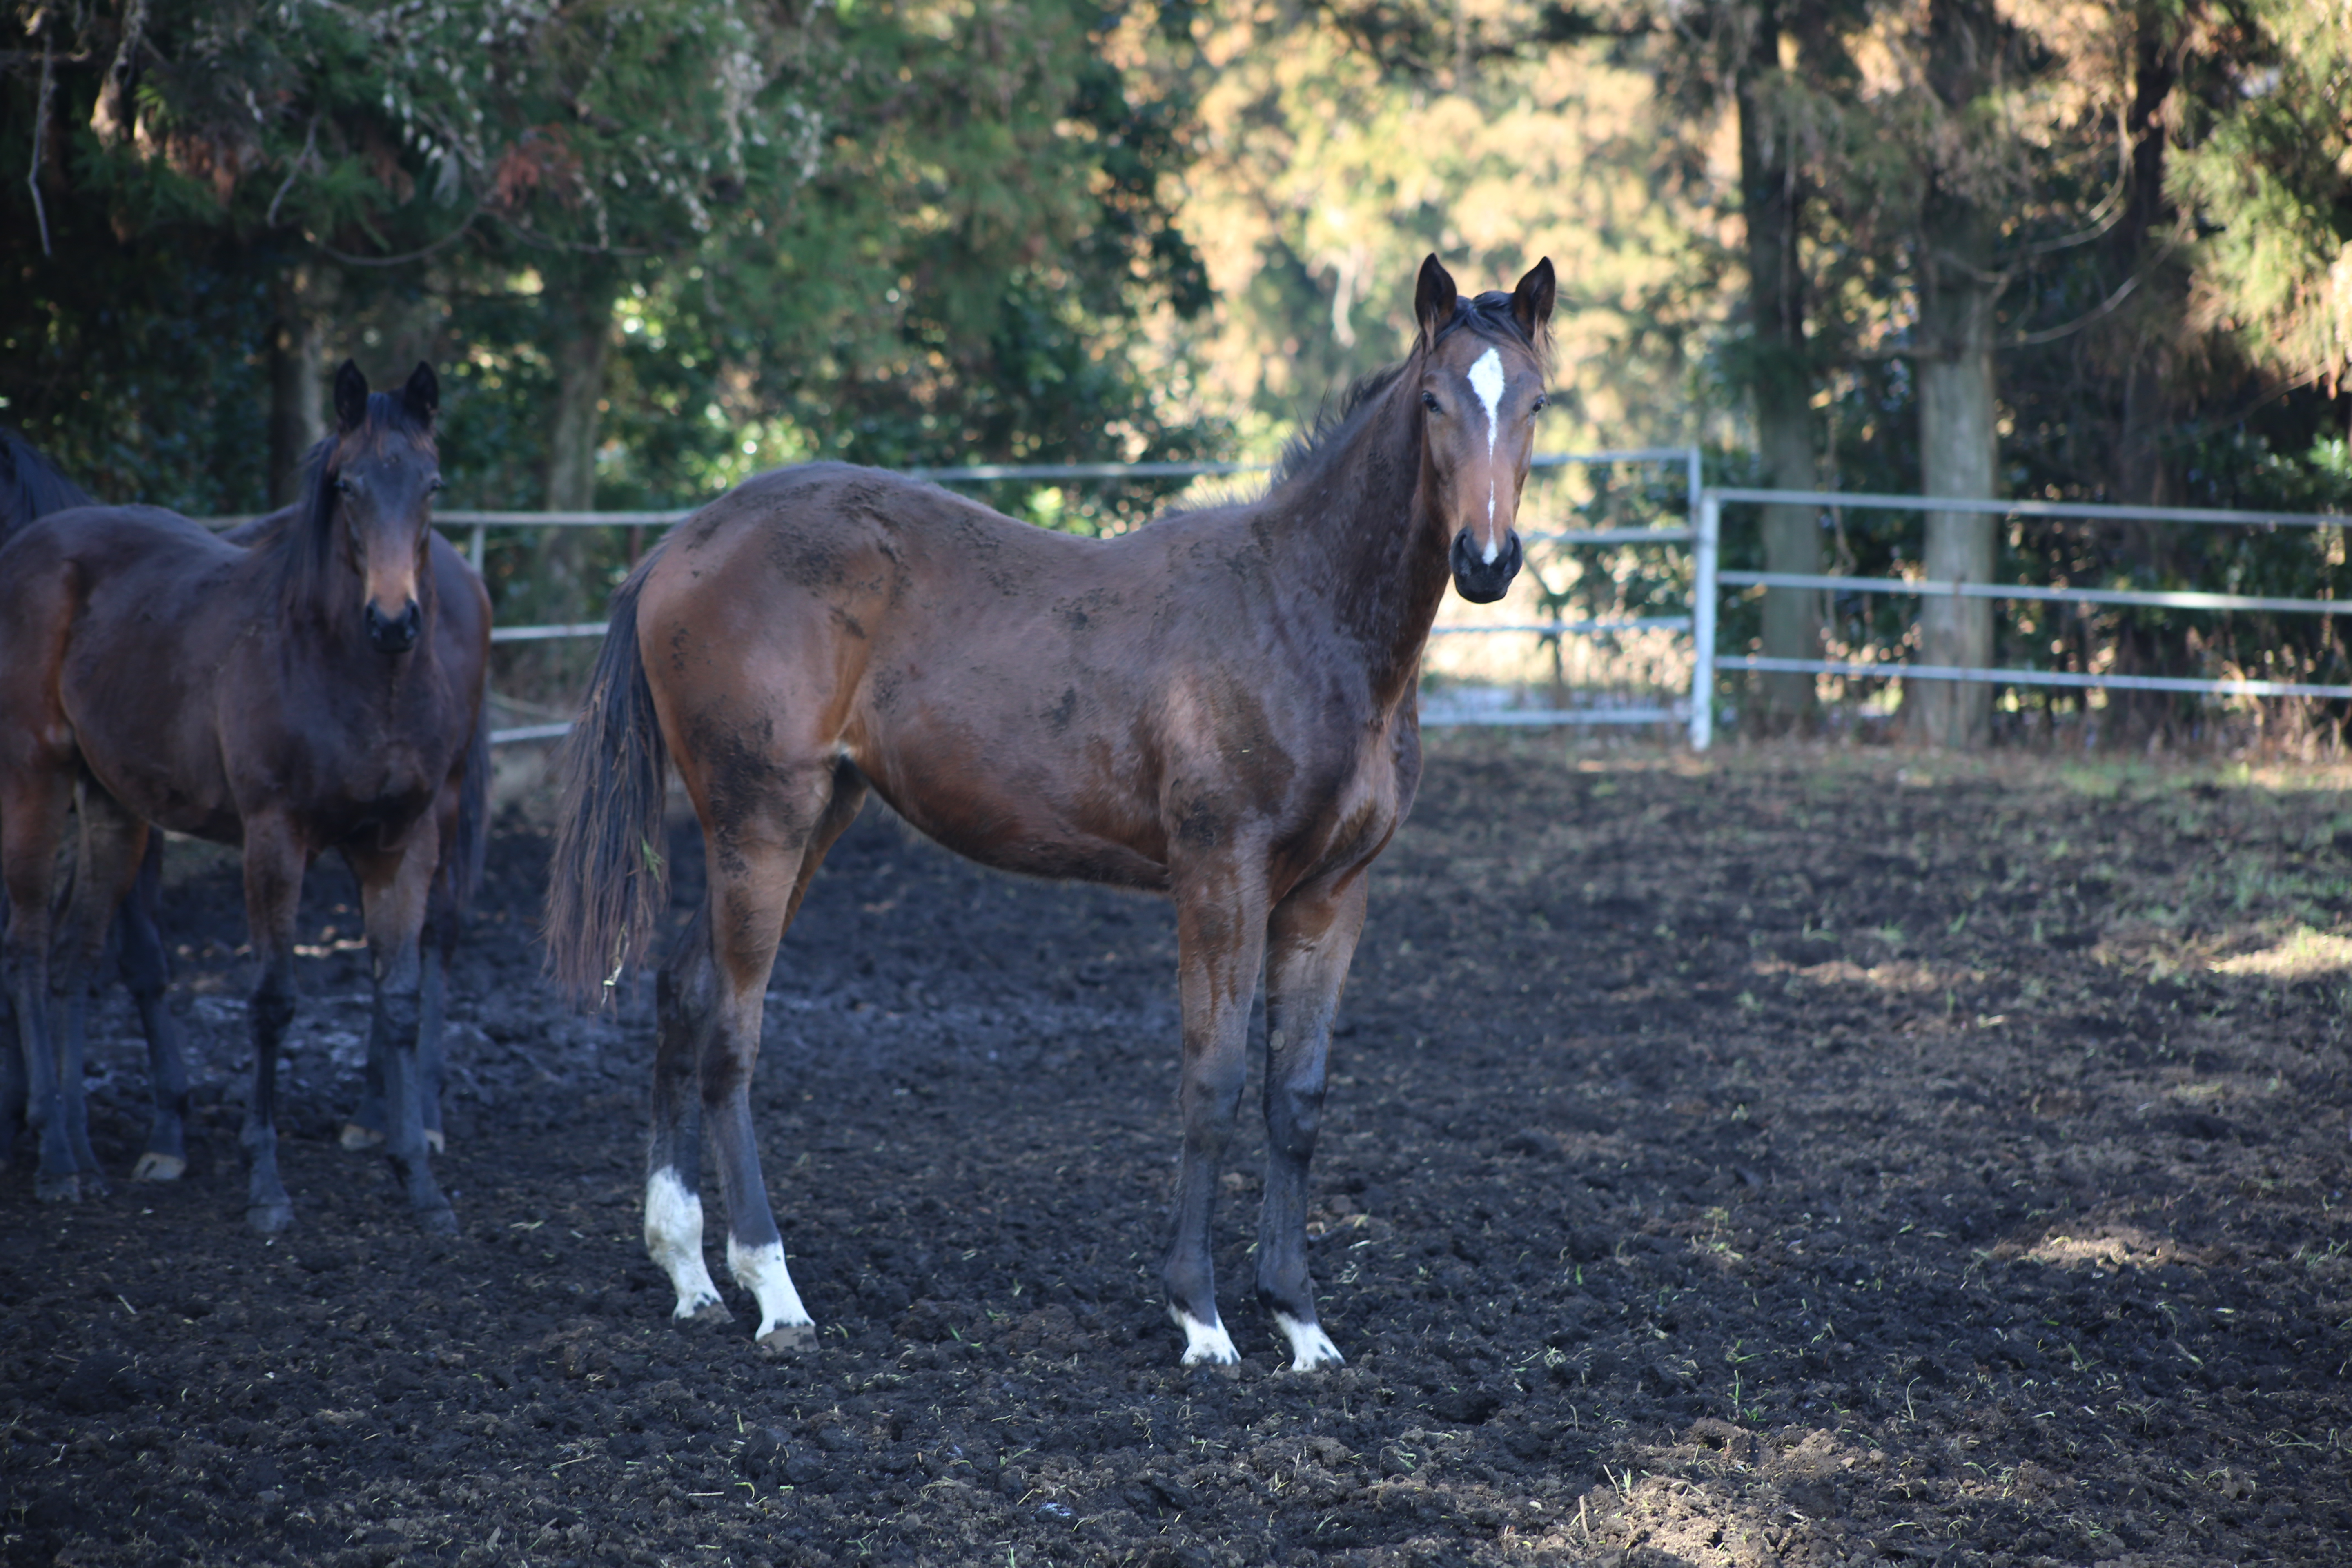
[1466, 347, 1508, 563]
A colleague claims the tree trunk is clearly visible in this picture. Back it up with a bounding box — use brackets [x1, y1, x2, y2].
[266, 267, 324, 508]
[2102, 2, 2185, 744]
[1912, 0, 2001, 751]
[1739, 0, 1822, 731]
[536, 285, 612, 624]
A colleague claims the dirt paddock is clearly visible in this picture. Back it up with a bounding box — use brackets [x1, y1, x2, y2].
[4, 734, 2349, 1568]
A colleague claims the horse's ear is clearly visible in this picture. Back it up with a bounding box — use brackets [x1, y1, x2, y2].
[1414, 254, 1458, 344]
[1511, 258, 1556, 341]
[333, 360, 370, 433]
[402, 361, 439, 423]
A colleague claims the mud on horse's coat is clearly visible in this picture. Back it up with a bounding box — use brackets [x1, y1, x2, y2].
[0, 363, 490, 1230]
[546, 256, 1555, 1366]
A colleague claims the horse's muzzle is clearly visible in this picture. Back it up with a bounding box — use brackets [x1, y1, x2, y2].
[366, 599, 422, 653]
[1450, 530, 1522, 605]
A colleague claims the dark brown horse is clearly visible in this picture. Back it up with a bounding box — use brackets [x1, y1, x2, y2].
[548, 256, 1552, 1365]
[0, 431, 192, 1186]
[0, 363, 490, 1231]
[0, 428, 488, 1192]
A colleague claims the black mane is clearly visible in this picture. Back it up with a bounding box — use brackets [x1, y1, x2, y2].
[1267, 291, 1546, 495]
[0, 428, 98, 545]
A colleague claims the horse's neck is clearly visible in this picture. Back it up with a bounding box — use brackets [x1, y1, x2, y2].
[1267, 378, 1449, 705]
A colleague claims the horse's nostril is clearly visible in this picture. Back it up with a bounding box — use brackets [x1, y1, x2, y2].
[1450, 530, 1522, 604]
[367, 599, 421, 651]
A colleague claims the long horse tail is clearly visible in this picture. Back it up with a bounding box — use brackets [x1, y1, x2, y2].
[0, 427, 97, 546]
[544, 564, 671, 1004]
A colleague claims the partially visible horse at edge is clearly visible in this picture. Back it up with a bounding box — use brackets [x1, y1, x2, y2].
[0, 431, 193, 1186]
[0, 364, 490, 1231]
[547, 255, 1553, 1366]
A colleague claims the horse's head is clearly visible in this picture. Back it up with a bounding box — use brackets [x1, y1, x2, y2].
[1412, 255, 1554, 605]
[326, 359, 443, 654]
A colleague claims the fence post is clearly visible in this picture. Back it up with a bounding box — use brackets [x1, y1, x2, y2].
[1690, 492, 1719, 751]
[469, 523, 487, 573]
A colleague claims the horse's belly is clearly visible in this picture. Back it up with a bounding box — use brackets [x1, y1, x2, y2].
[875, 784, 1170, 893]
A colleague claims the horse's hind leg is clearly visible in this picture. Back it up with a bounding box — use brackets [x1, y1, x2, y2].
[647, 900, 724, 1324]
[48, 785, 150, 1196]
[1256, 872, 1367, 1371]
[720, 765, 864, 1348]
[663, 759, 863, 1350]
[2, 759, 75, 1194]
[118, 836, 192, 1182]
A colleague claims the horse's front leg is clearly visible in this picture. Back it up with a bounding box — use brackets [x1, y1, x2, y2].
[1163, 873, 1270, 1367]
[341, 856, 458, 1155]
[349, 829, 453, 1233]
[239, 817, 308, 1233]
[1258, 871, 1368, 1371]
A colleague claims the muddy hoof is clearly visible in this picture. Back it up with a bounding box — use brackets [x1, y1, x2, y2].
[35, 1171, 83, 1203]
[339, 1123, 385, 1151]
[757, 1323, 817, 1355]
[247, 1200, 295, 1234]
[414, 1204, 459, 1236]
[131, 1152, 187, 1182]
[686, 1302, 734, 1327]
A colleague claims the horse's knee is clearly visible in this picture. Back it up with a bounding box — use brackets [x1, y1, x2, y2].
[250, 979, 296, 1040]
[1267, 1085, 1323, 1162]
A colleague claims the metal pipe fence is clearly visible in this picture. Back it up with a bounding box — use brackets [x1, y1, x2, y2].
[216, 467, 2343, 752]
[347, 448, 1708, 746]
[1692, 488, 2352, 749]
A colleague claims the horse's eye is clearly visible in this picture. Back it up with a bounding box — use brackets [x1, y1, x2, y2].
[428, 476, 445, 493]
[1532, 393, 1549, 413]
[334, 477, 355, 495]
[1421, 392, 1443, 414]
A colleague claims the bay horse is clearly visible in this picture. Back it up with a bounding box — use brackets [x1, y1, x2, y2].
[547, 255, 1552, 1366]
[0, 363, 491, 1231]
[0, 430, 192, 1187]
[0, 429, 488, 1192]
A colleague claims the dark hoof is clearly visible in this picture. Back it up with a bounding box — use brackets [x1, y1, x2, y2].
[414, 1204, 459, 1236]
[35, 1172, 83, 1203]
[757, 1323, 817, 1355]
[247, 1200, 295, 1234]
[688, 1302, 734, 1327]
[131, 1152, 187, 1182]
[339, 1123, 385, 1151]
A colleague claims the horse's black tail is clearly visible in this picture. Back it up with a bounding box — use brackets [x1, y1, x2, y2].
[0, 428, 97, 546]
[544, 564, 670, 1005]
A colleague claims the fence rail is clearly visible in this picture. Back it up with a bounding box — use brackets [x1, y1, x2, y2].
[329, 448, 1707, 745]
[212, 461, 2342, 750]
[1692, 489, 2352, 748]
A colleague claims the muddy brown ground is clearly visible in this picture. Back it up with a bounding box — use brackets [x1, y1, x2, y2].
[4, 735, 2350, 1568]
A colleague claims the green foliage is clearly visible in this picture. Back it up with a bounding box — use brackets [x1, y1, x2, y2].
[2169, 2, 2352, 392]
[3, 0, 1218, 523]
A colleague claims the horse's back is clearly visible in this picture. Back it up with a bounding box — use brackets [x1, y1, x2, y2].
[0, 501, 238, 582]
